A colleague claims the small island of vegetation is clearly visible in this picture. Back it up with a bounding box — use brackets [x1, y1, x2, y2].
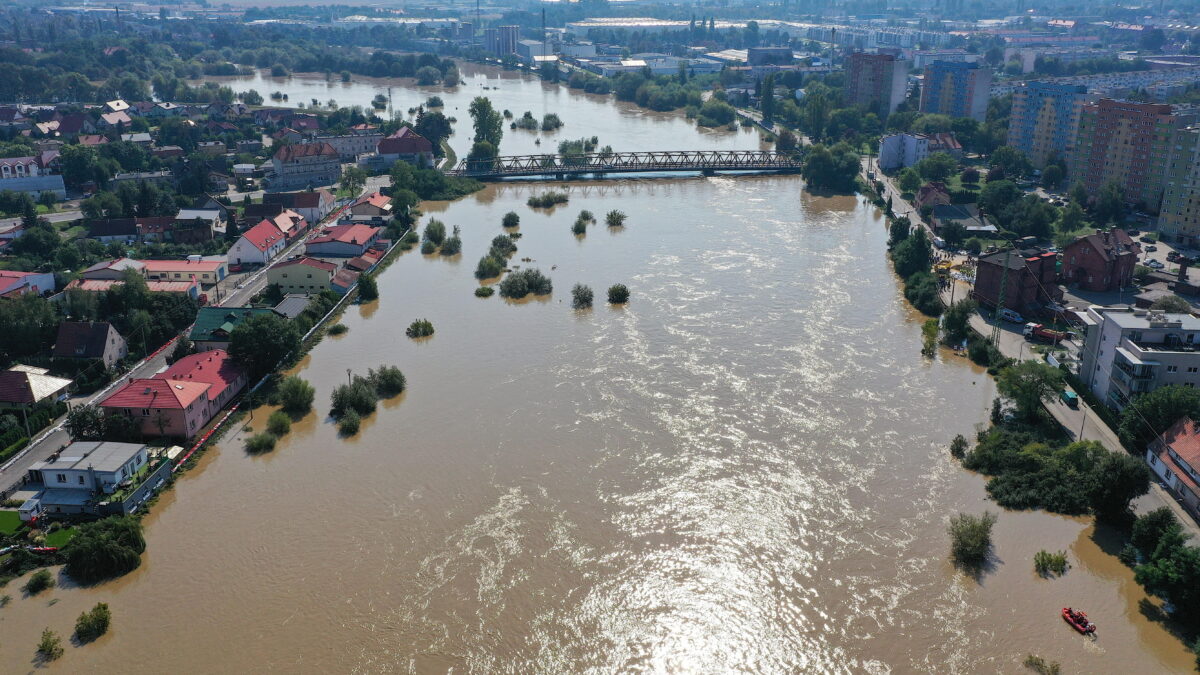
[528, 191, 569, 209]
[406, 319, 435, 338]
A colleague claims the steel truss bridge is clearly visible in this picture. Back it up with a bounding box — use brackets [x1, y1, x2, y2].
[449, 150, 804, 179]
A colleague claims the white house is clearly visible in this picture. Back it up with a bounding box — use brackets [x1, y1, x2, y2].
[878, 133, 930, 171]
[228, 220, 287, 266]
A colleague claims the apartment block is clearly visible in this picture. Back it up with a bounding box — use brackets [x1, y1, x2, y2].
[1008, 82, 1093, 169]
[1079, 306, 1200, 410]
[920, 61, 992, 121]
[1068, 99, 1195, 213]
[1159, 125, 1200, 246]
[844, 52, 909, 117]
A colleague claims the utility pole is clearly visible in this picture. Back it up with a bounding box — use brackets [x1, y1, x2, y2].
[991, 248, 1010, 346]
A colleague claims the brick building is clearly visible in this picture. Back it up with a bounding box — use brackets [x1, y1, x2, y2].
[971, 248, 1062, 314]
[1060, 229, 1140, 291]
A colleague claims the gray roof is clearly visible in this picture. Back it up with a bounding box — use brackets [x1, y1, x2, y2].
[1107, 310, 1200, 330]
[35, 441, 145, 473]
[273, 294, 311, 319]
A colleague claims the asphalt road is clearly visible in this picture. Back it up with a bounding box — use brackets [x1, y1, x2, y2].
[0, 210, 82, 228]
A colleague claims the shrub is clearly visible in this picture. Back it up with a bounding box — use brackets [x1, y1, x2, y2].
[423, 219, 447, 245]
[605, 210, 627, 227]
[328, 323, 348, 335]
[948, 511, 997, 567]
[267, 412, 291, 437]
[245, 432, 277, 454]
[331, 377, 378, 417]
[36, 628, 62, 661]
[949, 434, 968, 459]
[490, 234, 517, 257]
[62, 516, 145, 583]
[420, 239, 437, 254]
[475, 255, 505, 279]
[23, 569, 54, 595]
[528, 191, 569, 208]
[338, 410, 361, 435]
[578, 209, 595, 223]
[1033, 550, 1069, 577]
[1023, 654, 1061, 675]
[406, 319, 435, 338]
[368, 365, 406, 397]
[499, 268, 553, 299]
[74, 603, 112, 643]
[572, 284, 594, 309]
[502, 212, 520, 228]
[571, 218, 588, 235]
[356, 273, 379, 302]
[607, 284, 630, 304]
[475, 286, 494, 297]
[440, 225, 462, 256]
[278, 376, 315, 415]
[541, 113, 563, 131]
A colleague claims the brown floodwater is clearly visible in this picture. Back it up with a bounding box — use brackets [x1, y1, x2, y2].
[1, 66, 1195, 673]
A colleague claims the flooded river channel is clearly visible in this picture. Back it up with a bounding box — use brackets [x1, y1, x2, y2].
[0, 64, 1194, 673]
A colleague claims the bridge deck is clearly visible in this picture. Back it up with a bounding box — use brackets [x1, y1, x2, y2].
[449, 150, 803, 179]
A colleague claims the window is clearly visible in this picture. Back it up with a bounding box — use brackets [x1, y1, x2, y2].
[1168, 365, 1179, 373]
[56, 473, 66, 483]
[78, 475, 85, 485]
[1189, 367, 1198, 373]
[141, 408, 151, 417]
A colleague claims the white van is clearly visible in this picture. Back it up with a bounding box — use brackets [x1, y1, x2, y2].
[933, 236, 946, 249]
[999, 308, 1024, 323]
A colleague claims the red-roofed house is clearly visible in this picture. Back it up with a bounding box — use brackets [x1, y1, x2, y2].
[345, 192, 392, 223]
[331, 268, 361, 295]
[98, 111, 132, 128]
[156, 349, 247, 417]
[228, 220, 287, 266]
[270, 142, 340, 190]
[1147, 417, 1200, 518]
[266, 209, 309, 241]
[305, 224, 381, 257]
[0, 270, 55, 297]
[138, 258, 228, 284]
[98, 378, 213, 438]
[376, 127, 434, 167]
[262, 189, 336, 225]
[64, 278, 201, 300]
[267, 257, 338, 295]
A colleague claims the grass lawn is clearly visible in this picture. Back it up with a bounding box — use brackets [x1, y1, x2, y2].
[0, 510, 22, 536]
[44, 527, 76, 548]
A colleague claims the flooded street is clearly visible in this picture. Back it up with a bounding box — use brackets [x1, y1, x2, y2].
[1, 65, 1194, 673]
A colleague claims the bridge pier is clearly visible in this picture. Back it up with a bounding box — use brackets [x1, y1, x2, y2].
[701, 169, 715, 176]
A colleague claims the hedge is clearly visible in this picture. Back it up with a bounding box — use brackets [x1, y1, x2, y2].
[0, 437, 29, 463]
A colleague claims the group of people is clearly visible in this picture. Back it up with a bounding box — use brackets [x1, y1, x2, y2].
[1065, 607, 1097, 634]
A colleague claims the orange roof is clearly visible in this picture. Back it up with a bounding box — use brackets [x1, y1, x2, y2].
[241, 220, 285, 251]
[273, 256, 336, 273]
[100, 378, 209, 410]
[65, 278, 198, 293]
[137, 259, 225, 272]
[1157, 417, 1200, 493]
[307, 224, 380, 246]
[354, 192, 391, 210]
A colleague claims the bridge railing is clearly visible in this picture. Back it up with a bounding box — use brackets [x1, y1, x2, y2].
[451, 150, 803, 176]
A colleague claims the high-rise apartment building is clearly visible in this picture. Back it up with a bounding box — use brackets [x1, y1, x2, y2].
[844, 52, 909, 117]
[919, 61, 992, 121]
[1069, 99, 1195, 213]
[1158, 125, 1200, 245]
[1008, 81, 1093, 169]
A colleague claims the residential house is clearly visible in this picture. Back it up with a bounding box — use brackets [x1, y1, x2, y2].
[198, 140, 227, 156]
[53, 321, 127, 369]
[1060, 229, 1140, 291]
[189, 307, 279, 351]
[345, 250, 382, 273]
[0, 154, 67, 198]
[915, 182, 951, 211]
[878, 133, 929, 171]
[98, 378, 212, 438]
[157, 349, 248, 416]
[104, 100, 130, 114]
[262, 189, 336, 225]
[241, 202, 285, 226]
[1079, 306, 1200, 409]
[195, 195, 234, 225]
[98, 111, 133, 129]
[305, 224, 382, 257]
[0, 270, 55, 297]
[80, 255, 145, 279]
[228, 220, 287, 266]
[270, 142, 340, 190]
[175, 208, 225, 230]
[931, 204, 997, 236]
[152, 146, 185, 160]
[120, 132, 153, 146]
[19, 441, 165, 519]
[84, 219, 139, 243]
[971, 247, 1062, 313]
[267, 257, 337, 295]
[375, 127, 435, 167]
[316, 133, 383, 161]
[0, 365, 71, 411]
[928, 132, 963, 159]
[1146, 417, 1200, 519]
[263, 209, 308, 242]
[77, 134, 109, 148]
[138, 259, 227, 285]
[273, 294, 312, 319]
[331, 268, 361, 295]
[344, 192, 392, 224]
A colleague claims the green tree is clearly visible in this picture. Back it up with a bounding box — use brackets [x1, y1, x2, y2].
[1088, 452, 1150, 521]
[414, 111, 453, 154]
[1151, 295, 1193, 313]
[898, 167, 922, 193]
[996, 361, 1065, 421]
[228, 313, 302, 380]
[1042, 164, 1065, 189]
[800, 143, 860, 192]
[891, 227, 931, 278]
[1058, 201, 1086, 233]
[1092, 180, 1126, 224]
[760, 74, 776, 123]
[941, 299, 978, 345]
[989, 145, 1031, 178]
[572, 284, 594, 309]
[357, 274, 379, 302]
[36, 628, 63, 661]
[1131, 507, 1184, 556]
[339, 166, 367, 196]
[278, 376, 315, 415]
[62, 516, 146, 583]
[468, 96, 503, 148]
[1118, 385, 1200, 450]
[916, 152, 957, 182]
[978, 180, 1021, 216]
[888, 215, 912, 248]
[74, 603, 112, 643]
[948, 511, 997, 568]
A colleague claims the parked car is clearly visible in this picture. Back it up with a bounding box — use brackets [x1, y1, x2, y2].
[1146, 259, 1165, 269]
[1168, 251, 1181, 262]
[1127, 229, 1141, 236]
[999, 308, 1025, 323]
[1140, 236, 1156, 243]
[1146, 245, 1158, 252]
